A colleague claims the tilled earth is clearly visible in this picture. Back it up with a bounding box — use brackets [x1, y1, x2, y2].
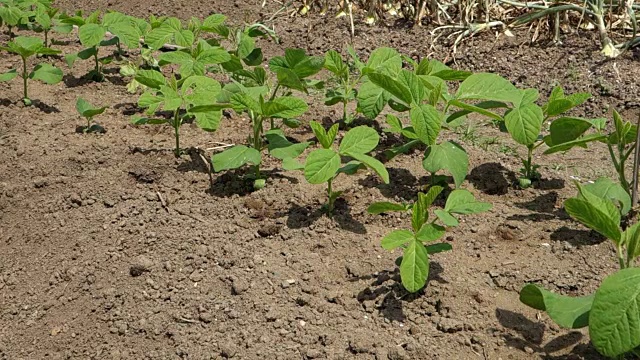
[1, 1, 639, 359]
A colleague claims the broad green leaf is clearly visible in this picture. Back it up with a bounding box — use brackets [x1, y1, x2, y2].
[434, 209, 459, 227]
[565, 184, 621, 244]
[348, 153, 389, 184]
[381, 230, 414, 249]
[423, 186, 444, 209]
[197, 47, 231, 64]
[519, 284, 593, 329]
[456, 73, 521, 105]
[416, 223, 446, 242]
[385, 114, 403, 133]
[137, 91, 163, 110]
[304, 149, 340, 184]
[444, 189, 492, 214]
[583, 177, 631, 216]
[367, 202, 408, 214]
[275, 68, 306, 92]
[211, 145, 261, 172]
[230, 93, 261, 114]
[357, 80, 390, 119]
[78, 23, 106, 47]
[265, 131, 309, 160]
[130, 116, 166, 125]
[30, 63, 62, 84]
[543, 133, 606, 154]
[76, 97, 106, 118]
[566, 92, 591, 106]
[422, 141, 468, 188]
[339, 126, 379, 155]
[410, 104, 442, 145]
[324, 49, 347, 78]
[367, 72, 413, 106]
[135, 69, 165, 89]
[590, 268, 640, 357]
[0, 69, 18, 82]
[262, 96, 308, 118]
[282, 158, 305, 171]
[546, 117, 594, 146]
[623, 222, 640, 262]
[108, 23, 141, 49]
[448, 99, 503, 121]
[400, 240, 429, 293]
[194, 110, 222, 132]
[397, 69, 426, 104]
[310, 121, 339, 149]
[412, 192, 430, 232]
[544, 99, 574, 117]
[425, 243, 453, 255]
[159, 50, 192, 65]
[237, 32, 255, 59]
[549, 85, 565, 102]
[174, 29, 195, 48]
[520, 88, 540, 105]
[431, 69, 472, 81]
[365, 47, 401, 75]
[504, 103, 544, 146]
[337, 161, 363, 175]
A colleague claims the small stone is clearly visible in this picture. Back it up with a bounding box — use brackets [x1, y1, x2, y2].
[231, 279, 249, 295]
[281, 279, 296, 288]
[305, 348, 324, 359]
[130, 255, 153, 277]
[70, 193, 82, 206]
[199, 312, 213, 323]
[103, 199, 116, 208]
[437, 318, 464, 333]
[488, 270, 500, 278]
[524, 346, 534, 354]
[220, 343, 237, 358]
[189, 271, 203, 283]
[388, 347, 407, 360]
[50, 326, 63, 336]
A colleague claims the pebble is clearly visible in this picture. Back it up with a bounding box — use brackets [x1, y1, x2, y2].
[437, 317, 464, 333]
[281, 279, 296, 288]
[129, 255, 154, 277]
[189, 271, 203, 283]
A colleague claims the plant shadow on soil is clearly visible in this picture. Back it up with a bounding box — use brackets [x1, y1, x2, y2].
[286, 199, 367, 234]
[495, 308, 603, 359]
[354, 262, 447, 322]
[0, 99, 60, 113]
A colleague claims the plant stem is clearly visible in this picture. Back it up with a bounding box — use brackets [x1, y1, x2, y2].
[633, 113, 640, 207]
[21, 56, 28, 103]
[327, 178, 334, 217]
[525, 145, 534, 179]
[44, 30, 49, 48]
[173, 109, 181, 157]
[252, 113, 263, 179]
[617, 244, 626, 269]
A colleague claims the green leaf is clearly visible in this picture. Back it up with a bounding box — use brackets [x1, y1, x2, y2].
[422, 141, 468, 188]
[211, 145, 261, 172]
[282, 158, 305, 171]
[411, 192, 430, 232]
[339, 126, 379, 155]
[324, 49, 347, 78]
[76, 97, 106, 118]
[416, 223, 446, 242]
[174, 29, 195, 48]
[504, 103, 544, 146]
[590, 268, 640, 357]
[108, 23, 141, 49]
[410, 104, 442, 146]
[400, 239, 429, 293]
[623, 222, 640, 262]
[367, 72, 413, 106]
[367, 202, 408, 214]
[194, 110, 222, 132]
[357, 80, 390, 119]
[434, 209, 459, 227]
[543, 133, 606, 155]
[262, 96, 308, 119]
[381, 230, 414, 250]
[230, 93, 261, 114]
[365, 47, 401, 75]
[0, 69, 18, 82]
[444, 189, 492, 214]
[135, 69, 165, 89]
[456, 73, 522, 105]
[265, 131, 309, 160]
[447, 99, 503, 121]
[304, 149, 340, 184]
[310, 121, 338, 149]
[544, 99, 575, 117]
[30, 63, 62, 84]
[519, 284, 593, 329]
[583, 177, 631, 216]
[425, 243, 453, 255]
[546, 117, 594, 146]
[348, 153, 389, 184]
[197, 47, 231, 65]
[397, 69, 426, 104]
[565, 184, 621, 244]
[78, 23, 106, 47]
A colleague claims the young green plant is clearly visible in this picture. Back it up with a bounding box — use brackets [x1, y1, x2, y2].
[302, 122, 389, 216]
[0, 36, 62, 105]
[132, 70, 223, 157]
[33, 3, 73, 47]
[63, 10, 141, 81]
[519, 183, 640, 358]
[323, 47, 362, 125]
[368, 187, 491, 292]
[76, 97, 106, 133]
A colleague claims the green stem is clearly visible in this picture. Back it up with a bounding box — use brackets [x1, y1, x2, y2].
[173, 109, 181, 157]
[608, 143, 630, 193]
[87, 116, 92, 131]
[21, 56, 28, 103]
[327, 177, 334, 217]
[252, 113, 263, 179]
[525, 145, 534, 179]
[618, 244, 626, 269]
[44, 30, 49, 48]
[269, 83, 281, 102]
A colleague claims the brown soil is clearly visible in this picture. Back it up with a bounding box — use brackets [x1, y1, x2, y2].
[1, 1, 639, 359]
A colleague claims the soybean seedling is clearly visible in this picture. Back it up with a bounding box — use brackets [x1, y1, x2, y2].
[519, 183, 640, 358]
[132, 70, 223, 157]
[0, 36, 62, 105]
[301, 122, 389, 216]
[323, 47, 362, 125]
[76, 97, 106, 133]
[369, 187, 491, 292]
